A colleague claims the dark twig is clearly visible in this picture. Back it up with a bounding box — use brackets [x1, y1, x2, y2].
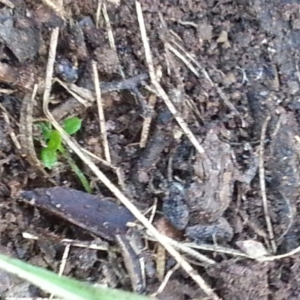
[52, 73, 149, 120]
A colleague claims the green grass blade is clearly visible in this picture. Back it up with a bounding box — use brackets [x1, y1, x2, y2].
[0, 254, 154, 300]
[62, 148, 92, 193]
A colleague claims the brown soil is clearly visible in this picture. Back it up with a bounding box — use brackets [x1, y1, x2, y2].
[1, 0, 300, 299]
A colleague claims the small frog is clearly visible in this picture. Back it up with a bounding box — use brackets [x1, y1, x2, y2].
[185, 127, 236, 224]
[163, 126, 258, 243]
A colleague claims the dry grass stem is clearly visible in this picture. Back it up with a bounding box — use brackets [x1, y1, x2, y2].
[58, 244, 70, 277]
[96, 0, 103, 28]
[170, 37, 213, 85]
[259, 114, 276, 253]
[140, 94, 157, 148]
[0, 88, 14, 94]
[170, 37, 240, 117]
[68, 83, 95, 103]
[92, 61, 111, 163]
[184, 242, 253, 259]
[0, 0, 14, 8]
[23, 232, 109, 251]
[156, 245, 166, 281]
[49, 244, 70, 299]
[102, 2, 125, 79]
[167, 43, 200, 77]
[136, 2, 205, 155]
[148, 199, 158, 224]
[276, 192, 294, 242]
[61, 239, 109, 251]
[0, 103, 21, 150]
[184, 239, 300, 263]
[154, 264, 180, 296]
[81, 148, 116, 169]
[145, 234, 216, 265]
[43, 27, 60, 110]
[260, 244, 300, 261]
[42, 0, 66, 20]
[54, 78, 89, 106]
[43, 24, 219, 299]
[136, 4, 219, 297]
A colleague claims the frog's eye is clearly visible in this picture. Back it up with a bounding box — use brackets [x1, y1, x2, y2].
[55, 59, 78, 83]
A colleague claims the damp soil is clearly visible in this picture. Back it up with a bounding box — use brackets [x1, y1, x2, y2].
[1, 1, 300, 299]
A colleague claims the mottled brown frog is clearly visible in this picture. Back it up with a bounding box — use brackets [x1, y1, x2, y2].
[184, 127, 236, 242]
[163, 126, 258, 243]
[186, 127, 235, 223]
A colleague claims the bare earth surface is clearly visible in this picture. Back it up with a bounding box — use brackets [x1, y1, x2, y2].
[1, 1, 300, 299]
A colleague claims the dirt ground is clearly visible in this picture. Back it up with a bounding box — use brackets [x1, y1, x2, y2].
[1, 0, 300, 299]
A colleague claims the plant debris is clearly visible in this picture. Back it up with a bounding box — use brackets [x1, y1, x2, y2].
[1, 0, 300, 299]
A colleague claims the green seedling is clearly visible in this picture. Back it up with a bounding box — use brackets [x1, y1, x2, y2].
[39, 117, 92, 193]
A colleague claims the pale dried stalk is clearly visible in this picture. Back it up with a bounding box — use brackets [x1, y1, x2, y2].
[140, 94, 157, 148]
[135, 2, 205, 155]
[92, 61, 111, 163]
[102, 2, 125, 79]
[259, 114, 276, 253]
[42, 0, 66, 20]
[49, 244, 70, 299]
[44, 23, 219, 300]
[0, 0, 14, 8]
[95, 0, 103, 29]
[54, 78, 88, 106]
[136, 2, 220, 299]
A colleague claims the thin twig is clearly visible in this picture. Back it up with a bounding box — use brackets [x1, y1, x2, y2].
[135, 4, 221, 298]
[145, 234, 216, 265]
[170, 36, 213, 85]
[156, 244, 166, 281]
[102, 1, 125, 79]
[81, 148, 116, 169]
[182, 241, 252, 259]
[54, 78, 89, 106]
[43, 27, 60, 112]
[44, 24, 219, 300]
[49, 244, 70, 299]
[276, 192, 294, 242]
[154, 264, 180, 296]
[58, 244, 70, 277]
[0, 103, 21, 150]
[0, 0, 14, 8]
[52, 74, 148, 121]
[136, 2, 205, 156]
[259, 244, 300, 261]
[95, 0, 103, 29]
[259, 114, 276, 253]
[167, 43, 200, 78]
[20, 85, 56, 185]
[169, 37, 241, 117]
[23, 232, 109, 251]
[140, 94, 157, 148]
[42, 0, 66, 20]
[92, 61, 111, 163]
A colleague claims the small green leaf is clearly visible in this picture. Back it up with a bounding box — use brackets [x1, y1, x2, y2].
[41, 148, 57, 169]
[47, 130, 62, 151]
[63, 117, 82, 135]
[39, 122, 52, 141]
